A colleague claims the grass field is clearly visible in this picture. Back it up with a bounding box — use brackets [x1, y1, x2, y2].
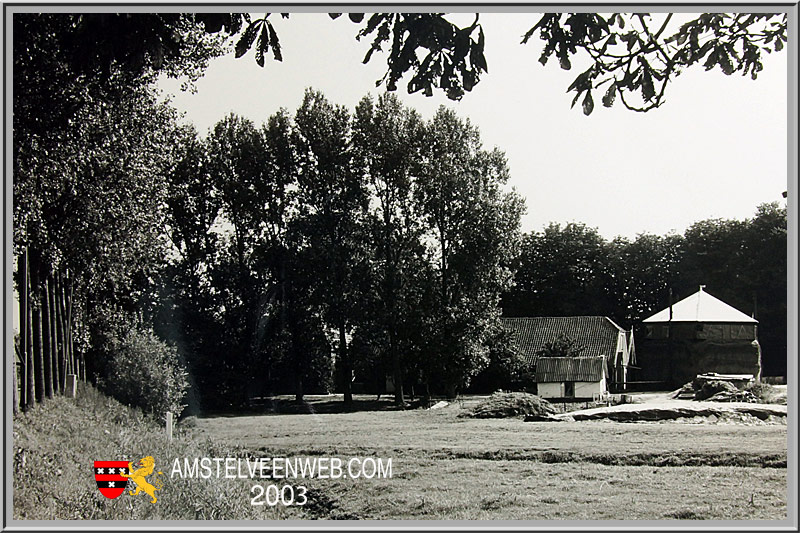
[197, 394, 788, 520]
[12, 390, 788, 521]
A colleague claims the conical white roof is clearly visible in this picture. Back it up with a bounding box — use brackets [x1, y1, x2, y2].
[643, 287, 757, 324]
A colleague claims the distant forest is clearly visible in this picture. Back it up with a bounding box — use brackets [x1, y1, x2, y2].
[501, 209, 787, 379]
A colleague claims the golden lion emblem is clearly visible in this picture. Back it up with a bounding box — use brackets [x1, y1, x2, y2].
[119, 456, 164, 503]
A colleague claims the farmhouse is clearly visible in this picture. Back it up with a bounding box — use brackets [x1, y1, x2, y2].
[534, 356, 607, 400]
[500, 316, 635, 392]
[638, 286, 761, 387]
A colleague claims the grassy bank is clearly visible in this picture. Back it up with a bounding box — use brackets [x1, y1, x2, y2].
[12, 384, 302, 520]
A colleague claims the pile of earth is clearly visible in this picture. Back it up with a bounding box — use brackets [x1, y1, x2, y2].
[461, 392, 557, 419]
[672, 379, 759, 403]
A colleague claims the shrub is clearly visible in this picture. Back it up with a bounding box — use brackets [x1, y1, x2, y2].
[107, 325, 189, 421]
[462, 392, 556, 419]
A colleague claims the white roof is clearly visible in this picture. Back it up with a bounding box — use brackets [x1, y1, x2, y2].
[643, 287, 757, 324]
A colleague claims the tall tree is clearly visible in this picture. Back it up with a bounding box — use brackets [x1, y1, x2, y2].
[416, 107, 525, 397]
[352, 93, 426, 405]
[13, 12, 219, 405]
[503, 222, 614, 319]
[607, 232, 683, 326]
[203, 114, 273, 407]
[292, 89, 371, 406]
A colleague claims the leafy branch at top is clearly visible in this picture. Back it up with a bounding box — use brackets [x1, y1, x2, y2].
[522, 13, 787, 115]
[61, 12, 787, 113]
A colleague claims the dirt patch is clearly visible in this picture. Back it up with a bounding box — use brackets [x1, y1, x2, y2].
[561, 402, 786, 424]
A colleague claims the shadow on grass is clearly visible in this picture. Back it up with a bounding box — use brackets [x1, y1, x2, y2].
[200, 395, 425, 418]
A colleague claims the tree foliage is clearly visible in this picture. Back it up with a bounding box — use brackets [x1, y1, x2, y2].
[502, 202, 787, 377]
[220, 11, 786, 110]
[535, 334, 586, 358]
[523, 13, 787, 114]
[25, 12, 785, 112]
[415, 107, 526, 394]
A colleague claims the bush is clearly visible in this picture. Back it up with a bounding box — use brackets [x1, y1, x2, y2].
[462, 392, 556, 419]
[107, 325, 189, 421]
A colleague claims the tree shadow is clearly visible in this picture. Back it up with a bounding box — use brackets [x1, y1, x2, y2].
[200, 395, 424, 418]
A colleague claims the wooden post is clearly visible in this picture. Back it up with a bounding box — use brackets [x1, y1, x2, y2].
[24, 250, 35, 409]
[19, 249, 28, 410]
[42, 277, 54, 399]
[12, 342, 20, 415]
[166, 412, 173, 442]
[66, 374, 77, 398]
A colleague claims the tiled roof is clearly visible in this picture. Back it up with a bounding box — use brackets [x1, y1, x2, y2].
[500, 316, 624, 366]
[535, 356, 606, 382]
[643, 287, 757, 324]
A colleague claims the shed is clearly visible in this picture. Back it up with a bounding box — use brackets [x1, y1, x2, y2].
[501, 316, 635, 391]
[638, 287, 761, 387]
[534, 356, 607, 399]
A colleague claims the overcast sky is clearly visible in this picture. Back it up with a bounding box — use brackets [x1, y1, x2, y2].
[158, 12, 788, 241]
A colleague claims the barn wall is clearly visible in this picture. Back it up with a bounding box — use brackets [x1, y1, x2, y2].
[644, 323, 756, 341]
[575, 380, 604, 398]
[538, 382, 562, 399]
[637, 338, 761, 387]
[538, 381, 604, 399]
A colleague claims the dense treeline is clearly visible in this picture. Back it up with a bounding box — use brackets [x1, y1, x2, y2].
[156, 91, 525, 410]
[13, 13, 525, 412]
[501, 203, 787, 377]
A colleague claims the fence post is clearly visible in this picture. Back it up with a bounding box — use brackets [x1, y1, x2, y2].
[166, 411, 173, 442]
[66, 374, 77, 398]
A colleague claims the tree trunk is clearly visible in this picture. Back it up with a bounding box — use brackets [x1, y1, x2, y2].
[20, 248, 30, 410]
[339, 322, 352, 406]
[295, 372, 304, 403]
[54, 275, 65, 393]
[12, 339, 20, 415]
[391, 335, 404, 406]
[30, 255, 45, 403]
[32, 297, 44, 403]
[42, 277, 54, 399]
[66, 277, 75, 380]
[445, 382, 457, 400]
[49, 277, 61, 394]
[25, 263, 35, 409]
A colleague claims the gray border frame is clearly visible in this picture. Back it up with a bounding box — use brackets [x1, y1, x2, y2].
[4, 2, 798, 531]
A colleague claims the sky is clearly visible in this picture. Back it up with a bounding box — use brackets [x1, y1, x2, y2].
[159, 12, 789, 241]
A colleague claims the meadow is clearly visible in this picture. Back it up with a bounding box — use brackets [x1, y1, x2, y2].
[12, 390, 787, 521]
[196, 394, 788, 520]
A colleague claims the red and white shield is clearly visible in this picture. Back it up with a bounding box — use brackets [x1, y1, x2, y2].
[94, 461, 130, 499]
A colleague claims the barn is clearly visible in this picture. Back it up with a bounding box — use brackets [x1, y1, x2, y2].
[534, 356, 607, 400]
[638, 286, 761, 387]
[500, 316, 635, 391]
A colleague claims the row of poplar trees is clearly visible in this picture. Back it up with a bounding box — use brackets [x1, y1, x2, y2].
[159, 91, 525, 410]
[13, 12, 525, 412]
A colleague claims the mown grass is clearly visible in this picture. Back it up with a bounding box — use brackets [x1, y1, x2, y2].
[15, 389, 787, 521]
[12, 384, 303, 520]
[198, 395, 788, 520]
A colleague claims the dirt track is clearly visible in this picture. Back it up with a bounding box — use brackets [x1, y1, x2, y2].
[558, 395, 786, 422]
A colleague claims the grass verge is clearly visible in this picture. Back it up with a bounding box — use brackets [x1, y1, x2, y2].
[12, 383, 303, 520]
